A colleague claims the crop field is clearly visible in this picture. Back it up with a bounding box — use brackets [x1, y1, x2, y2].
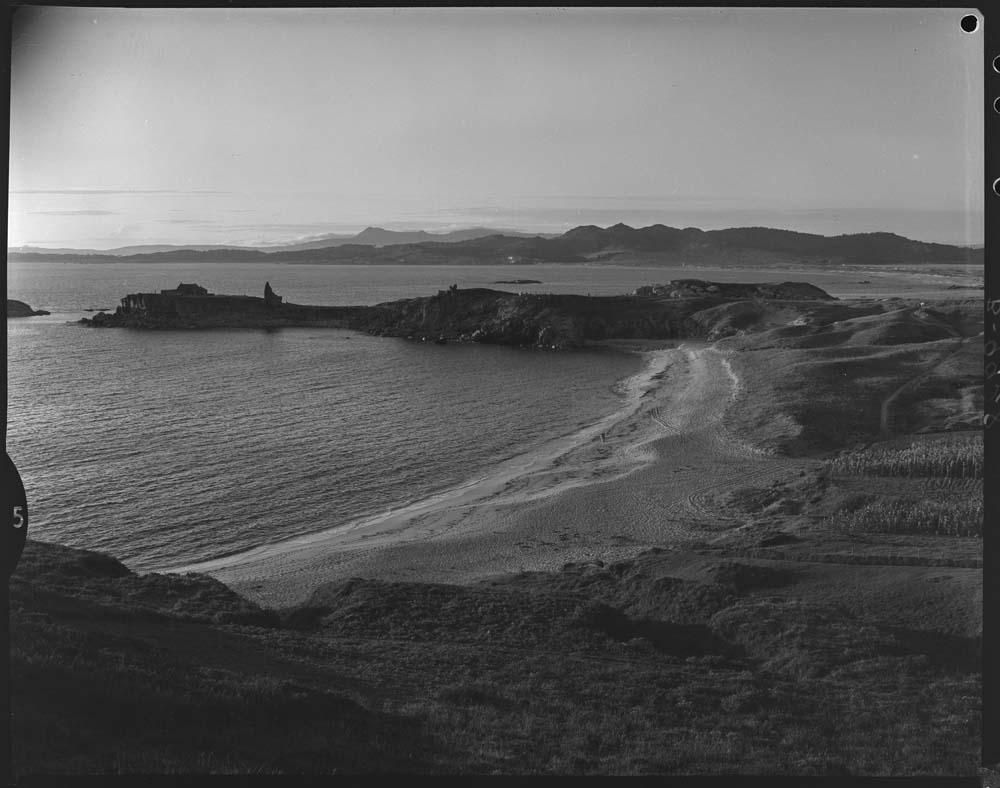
[829, 433, 982, 479]
[825, 432, 982, 538]
[829, 497, 982, 538]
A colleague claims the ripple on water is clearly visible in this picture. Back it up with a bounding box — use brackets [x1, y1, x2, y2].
[8, 286, 643, 570]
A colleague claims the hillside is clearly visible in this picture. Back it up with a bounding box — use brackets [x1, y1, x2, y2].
[12, 516, 980, 775]
[7, 227, 549, 258]
[713, 297, 982, 454]
[8, 223, 981, 265]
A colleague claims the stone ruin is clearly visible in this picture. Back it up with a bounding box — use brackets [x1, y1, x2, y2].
[264, 281, 283, 307]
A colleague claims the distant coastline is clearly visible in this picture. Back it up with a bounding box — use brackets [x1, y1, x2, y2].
[8, 223, 982, 267]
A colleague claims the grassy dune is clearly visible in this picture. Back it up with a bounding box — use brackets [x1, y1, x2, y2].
[718, 298, 981, 454]
[12, 529, 981, 774]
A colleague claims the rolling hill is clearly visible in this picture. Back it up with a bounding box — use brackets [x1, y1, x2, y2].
[7, 223, 981, 266]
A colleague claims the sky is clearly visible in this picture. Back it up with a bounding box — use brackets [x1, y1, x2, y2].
[7, 7, 984, 249]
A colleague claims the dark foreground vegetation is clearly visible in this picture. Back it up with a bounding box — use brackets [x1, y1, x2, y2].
[12, 481, 981, 777]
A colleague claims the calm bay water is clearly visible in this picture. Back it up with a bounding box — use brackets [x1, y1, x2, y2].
[7, 262, 676, 571]
[7, 259, 973, 570]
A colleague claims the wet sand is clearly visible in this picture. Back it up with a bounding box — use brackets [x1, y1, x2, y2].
[170, 341, 811, 607]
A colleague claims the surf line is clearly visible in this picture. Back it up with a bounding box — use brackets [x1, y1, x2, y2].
[163, 346, 682, 577]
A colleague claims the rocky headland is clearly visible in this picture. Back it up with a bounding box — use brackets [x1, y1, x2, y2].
[82, 281, 369, 331]
[82, 279, 836, 348]
[7, 299, 51, 317]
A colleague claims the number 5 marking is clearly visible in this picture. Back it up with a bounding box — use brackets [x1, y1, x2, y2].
[12, 506, 24, 528]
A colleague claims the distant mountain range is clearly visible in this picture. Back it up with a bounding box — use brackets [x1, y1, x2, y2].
[9, 243, 256, 256]
[7, 223, 982, 266]
[267, 226, 551, 251]
[8, 226, 549, 257]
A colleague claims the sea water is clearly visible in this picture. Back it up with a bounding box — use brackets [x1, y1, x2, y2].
[7, 261, 678, 571]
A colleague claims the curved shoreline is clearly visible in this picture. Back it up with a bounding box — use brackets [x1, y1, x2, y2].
[165, 339, 823, 611]
[164, 341, 681, 580]
[170, 340, 818, 611]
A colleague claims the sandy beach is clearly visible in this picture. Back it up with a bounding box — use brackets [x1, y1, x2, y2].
[167, 340, 812, 608]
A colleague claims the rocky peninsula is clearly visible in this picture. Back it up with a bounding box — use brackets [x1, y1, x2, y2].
[81, 281, 372, 330]
[81, 279, 836, 348]
[7, 299, 51, 317]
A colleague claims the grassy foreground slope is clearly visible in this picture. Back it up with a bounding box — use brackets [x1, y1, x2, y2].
[12, 529, 980, 774]
[11, 294, 983, 776]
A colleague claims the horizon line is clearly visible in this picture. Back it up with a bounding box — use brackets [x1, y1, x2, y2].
[6, 221, 985, 253]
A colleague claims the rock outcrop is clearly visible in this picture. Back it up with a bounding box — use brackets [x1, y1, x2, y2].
[7, 299, 50, 317]
[354, 281, 836, 349]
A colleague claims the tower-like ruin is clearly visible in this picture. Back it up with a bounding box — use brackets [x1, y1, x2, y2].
[264, 281, 283, 307]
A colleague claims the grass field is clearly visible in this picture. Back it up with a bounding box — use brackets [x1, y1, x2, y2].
[824, 434, 983, 538]
[827, 497, 982, 538]
[11, 531, 981, 775]
[830, 434, 982, 479]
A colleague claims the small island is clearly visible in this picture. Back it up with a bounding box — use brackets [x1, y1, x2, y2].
[493, 278, 542, 285]
[7, 299, 51, 318]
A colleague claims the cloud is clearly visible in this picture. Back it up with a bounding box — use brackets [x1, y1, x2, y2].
[30, 209, 118, 216]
